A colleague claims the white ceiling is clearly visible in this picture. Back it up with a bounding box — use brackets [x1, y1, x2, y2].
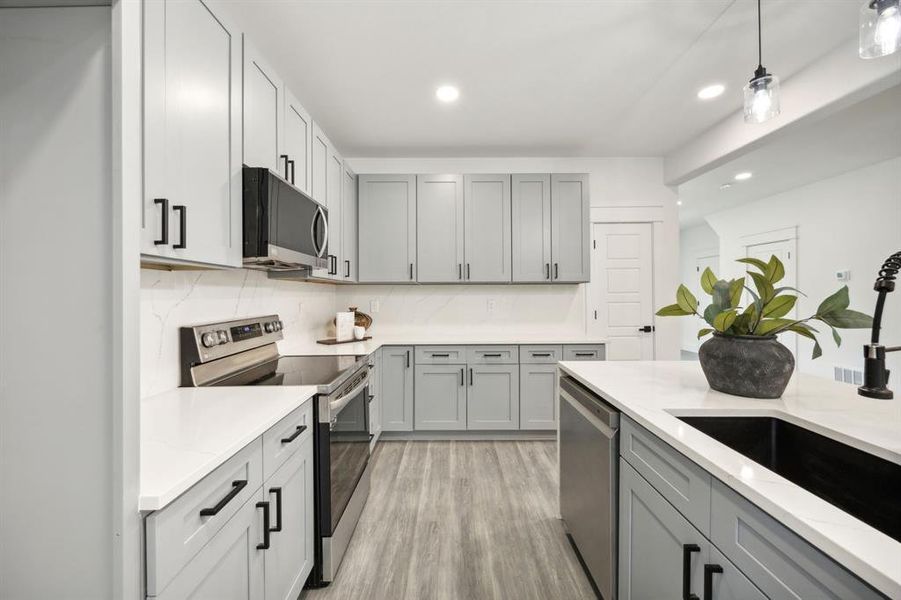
[210, 0, 862, 158]
[677, 83, 901, 227]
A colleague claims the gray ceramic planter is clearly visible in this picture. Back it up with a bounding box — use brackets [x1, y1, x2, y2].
[698, 333, 795, 399]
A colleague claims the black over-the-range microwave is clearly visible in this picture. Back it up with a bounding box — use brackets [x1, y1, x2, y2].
[242, 166, 328, 271]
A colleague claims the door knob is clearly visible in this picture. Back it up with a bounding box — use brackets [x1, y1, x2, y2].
[639, 325, 655, 333]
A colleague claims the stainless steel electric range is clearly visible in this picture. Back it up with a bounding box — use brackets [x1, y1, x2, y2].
[180, 315, 371, 588]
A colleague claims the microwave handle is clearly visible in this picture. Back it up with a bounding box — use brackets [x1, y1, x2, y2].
[311, 205, 328, 258]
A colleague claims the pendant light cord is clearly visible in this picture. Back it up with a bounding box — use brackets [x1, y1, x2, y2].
[757, 0, 763, 68]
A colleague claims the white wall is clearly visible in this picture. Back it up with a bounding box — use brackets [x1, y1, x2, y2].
[705, 157, 901, 387]
[140, 269, 336, 396]
[345, 157, 682, 358]
[678, 223, 719, 352]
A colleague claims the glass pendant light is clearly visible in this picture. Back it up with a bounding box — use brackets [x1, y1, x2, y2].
[860, 0, 901, 58]
[743, 0, 781, 124]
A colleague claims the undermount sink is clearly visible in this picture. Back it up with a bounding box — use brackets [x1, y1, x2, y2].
[677, 416, 901, 543]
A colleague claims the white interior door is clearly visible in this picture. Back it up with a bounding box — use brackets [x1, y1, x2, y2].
[589, 223, 655, 360]
[745, 238, 798, 360]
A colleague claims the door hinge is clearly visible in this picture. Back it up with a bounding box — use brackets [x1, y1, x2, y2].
[594, 309, 598, 320]
[593, 239, 597, 249]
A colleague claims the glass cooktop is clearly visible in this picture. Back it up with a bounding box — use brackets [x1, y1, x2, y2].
[212, 355, 365, 388]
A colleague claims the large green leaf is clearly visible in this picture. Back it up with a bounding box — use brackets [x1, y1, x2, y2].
[697, 328, 714, 339]
[831, 326, 842, 347]
[755, 318, 794, 335]
[703, 304, 721, 326]
[774, 286, 807, 297]
[736, 257, 768, 273]
[748, 272, 775, 304]
[731, 313, 753, 335]
[764, 255, 785, 283]
[762, 295, 797, 319]
[819, 308, 873, 329]
[713, 309, 737, 333]
[656, 303, 692, 317]
[789, 324, 822, 359]
[700, 268, 717, 295]
[728, 278, 745, 308]
[817, 286, 850, 316]
[676, 284, 698, 314]
[712, 281, 732, 311]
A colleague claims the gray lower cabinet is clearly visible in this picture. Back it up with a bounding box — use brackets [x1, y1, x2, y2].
[380, 346, 414, 431]
[358, 175, 417, 282]
[519, 363, 557, 430]
[467, 364, 519, 430]
[414, 364, 467, 430]
[619, 459, 707, 600]
[155, 493, 265, 600]
[369, 349, 382, 448]
[417, 174, 464, 283]
[464, 174, 512, 282]
[550, 174, 590, 283]
[707, 546, 768, 600]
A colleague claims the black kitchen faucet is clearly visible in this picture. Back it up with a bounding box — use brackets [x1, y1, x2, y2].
[859, 250, 901, 399]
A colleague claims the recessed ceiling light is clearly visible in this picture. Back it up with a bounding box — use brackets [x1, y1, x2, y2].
[720, 183, 733, 190]
[734, 172, 753, 181]
[435, 85, 460, 103]
[677, 200, 683, 206]
[697, 84, 725, 100]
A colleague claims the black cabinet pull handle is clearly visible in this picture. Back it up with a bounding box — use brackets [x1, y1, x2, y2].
[460, 368, 464, 386]
[280, 154, 289, 180]
[466, 263, 471, 280]
[345, 259, 350, 278]
[532, 352, 552, 357]
[256, 501, 271, 550]
[431, 353, 450, 358]
[482, 353, 503, 358]
[554, 263, 559, 280]
[406, 350, 411, 368]
[409, 263, 414, 280]
[199, 479, 247, 517]
[458, 263, 462, 279]
[269, 487, 283, 532]
[153, 198, 169, 245]
[682, 543, 701, 600]
[368, 394, 375, 403]
[469, 368, 473, 386]
[574, 352, 595, 357]
[280, 424, 307, 444]
[288, 159, 295, 185]
[545, 263, 550, 280]
[703, 564, 723, 600]
[172, 205, 186, 249]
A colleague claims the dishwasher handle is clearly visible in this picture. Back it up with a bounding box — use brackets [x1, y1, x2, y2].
[560, 376, 619, 432]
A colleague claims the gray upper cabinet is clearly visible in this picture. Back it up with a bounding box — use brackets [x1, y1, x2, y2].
[519, 363, 558, 430]
[414, 364, 467, 430]
[311, 122, 329, 206]
[341, 165, 358, 281]
[511, 174, 552, 282]
[467, 364, 519, 430]
[380, 346, 414, 431]
[618, 459, 707, 600]
[550, 174, 590, 282]
[325, 147, 343, 280]
[464, 174, 512, 282]
[143, 0, 242, 268]
[416, 174, 464, 283]
[242, 40, 282, 174]
[282, 89, 312, 195]
[358, 175, 417, 282]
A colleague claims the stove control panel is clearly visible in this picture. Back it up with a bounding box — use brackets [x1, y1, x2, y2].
[181, 315, 285, 370]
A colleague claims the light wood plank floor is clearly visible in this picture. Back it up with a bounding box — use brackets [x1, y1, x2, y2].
[304, 440, 597, 600]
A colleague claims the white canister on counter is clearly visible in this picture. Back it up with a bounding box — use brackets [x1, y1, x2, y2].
[335, 311, 355, 342]
[353, 326, 366, 340]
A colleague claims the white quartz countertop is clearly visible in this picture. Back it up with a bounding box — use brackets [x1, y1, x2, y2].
[277, 333, 605, 356]
[140, 385, 317, 511]
[558, 360, 901, 598]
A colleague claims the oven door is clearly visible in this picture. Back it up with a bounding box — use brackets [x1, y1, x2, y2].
[319, 370, 370, 536]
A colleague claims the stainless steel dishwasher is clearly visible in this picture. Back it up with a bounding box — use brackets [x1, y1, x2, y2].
[559, 375, 620, 600]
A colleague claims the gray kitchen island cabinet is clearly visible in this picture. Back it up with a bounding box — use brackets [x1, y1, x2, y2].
[466, 364, 520, 430]
[380, 346, 414, 431]
[358, 175, 417, 282]
[416, 174, 464, 283]
[464, 174, 512, 282]
[414, 363, 467, 430]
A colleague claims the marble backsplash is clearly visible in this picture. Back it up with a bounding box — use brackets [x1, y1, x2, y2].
[141, 268, 336, 397]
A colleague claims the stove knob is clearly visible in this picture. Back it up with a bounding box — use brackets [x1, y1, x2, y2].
[201, 332, 218, 348]
[275, 320, 283, 331]
[264, 322, 274, 333]
[217, 330, 228, 344]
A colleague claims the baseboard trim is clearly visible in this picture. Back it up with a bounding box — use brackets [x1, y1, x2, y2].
[379, 430, 556, 442]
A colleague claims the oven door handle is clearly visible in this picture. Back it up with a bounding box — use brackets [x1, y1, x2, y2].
[327, 371, 370, 417]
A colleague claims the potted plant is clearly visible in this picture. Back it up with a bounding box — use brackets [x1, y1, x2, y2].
[657, 255, 873, 399]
